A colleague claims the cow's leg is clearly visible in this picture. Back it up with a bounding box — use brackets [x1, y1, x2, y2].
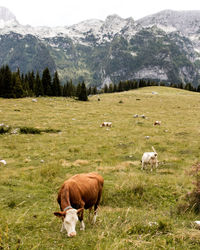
[92, 190, 102, 224]
[155, 161, 158, 169]
[60, 223, 65, 233]
[78, 204, 85, 230]
[80, 220, 85, 231]
[93, 209, 98, 224]
[88, 207, 93, 223]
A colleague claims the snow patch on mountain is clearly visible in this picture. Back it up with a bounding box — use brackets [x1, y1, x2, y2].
[0, 8, 139, 44]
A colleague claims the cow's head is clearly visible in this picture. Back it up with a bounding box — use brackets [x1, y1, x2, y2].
[152, 153, 157, 158]
[54, 208, 83, 237]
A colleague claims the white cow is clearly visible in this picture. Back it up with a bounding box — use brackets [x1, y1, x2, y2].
[141, 147, 158, 171]
[0, 159, 6, 165]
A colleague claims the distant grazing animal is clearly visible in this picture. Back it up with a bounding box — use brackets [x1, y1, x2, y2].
[100, 122, 112, 127]
[54, 173, 104, 237]
[0, 159, 6, 165]
[141, 146, 158, 171]
[154, 121, 161, 126]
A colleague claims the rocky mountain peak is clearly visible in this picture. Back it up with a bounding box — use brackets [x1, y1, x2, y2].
[0, 6, 19, 28]
[0, 7, 200, 87]
[0, 6, 17, 21]
[137, 9, 200, 35]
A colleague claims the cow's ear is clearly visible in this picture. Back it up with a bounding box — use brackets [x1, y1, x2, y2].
[77, 208, 84, 215]
[54, 211, 66, 218]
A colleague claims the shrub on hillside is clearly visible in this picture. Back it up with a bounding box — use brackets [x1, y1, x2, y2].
[0, 124, 11, 134]
[19, 126, 61, 134]
[177, 163, 200, 214]
[19, 127, 41, 134]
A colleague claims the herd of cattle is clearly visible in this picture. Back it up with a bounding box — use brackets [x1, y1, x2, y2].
[54, 121, 160, 237]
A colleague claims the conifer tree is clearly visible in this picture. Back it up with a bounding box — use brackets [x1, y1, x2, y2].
[65, 80, 75, 97]
[12, 73, 24, 98]
[78, 81, 88, 101]
[197, 84, 200, 92]
[92, 86, 97, 95]
[62, 84, 67, 97]
[28, 71, 35, 94]
[88, 86, 92, 96]
[108, 83, 113, 93]
[35, 71, 43, 96]
[52, 71, 61, 96]
[178, 83, 183, 89]
[2, 65, 13, 98]
[23, 73, 31, 96]
[113, 83, 117, 92]
[139, 79, 146, 88]
[104, 84, 108, 93]
[42, 68, 52, 96]
[76, 83, 81, 98]
[117, 81, 124, 92]
[185, 83, 193, 91]
[0, 66, 4, 97]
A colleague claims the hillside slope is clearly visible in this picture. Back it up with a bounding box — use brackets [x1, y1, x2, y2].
[0, 87, 200, 248]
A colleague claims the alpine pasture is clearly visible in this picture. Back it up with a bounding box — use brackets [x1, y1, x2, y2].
[1, 86, 200, 249]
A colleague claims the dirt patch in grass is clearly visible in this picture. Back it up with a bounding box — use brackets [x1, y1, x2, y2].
[72, 159, 89, 166]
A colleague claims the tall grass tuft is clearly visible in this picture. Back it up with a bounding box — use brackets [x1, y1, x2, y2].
[186, 163, 200, 213]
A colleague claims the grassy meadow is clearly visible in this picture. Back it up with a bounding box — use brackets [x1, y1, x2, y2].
[1, 86, 200, 249]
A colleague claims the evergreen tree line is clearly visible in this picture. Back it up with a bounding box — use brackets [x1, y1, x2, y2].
[0, 65, 88, 101]
[102, 79, 200, 94]
[0, 65, 200, 100]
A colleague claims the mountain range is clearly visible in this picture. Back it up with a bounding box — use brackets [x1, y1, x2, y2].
[1, 6, 200, 87]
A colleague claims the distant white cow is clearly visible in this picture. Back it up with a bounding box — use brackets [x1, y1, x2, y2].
[100, 122, 112, 128]
[153, 121, 161, 126]
[0, 159, 6, 165]
[141, 147, 158, 171]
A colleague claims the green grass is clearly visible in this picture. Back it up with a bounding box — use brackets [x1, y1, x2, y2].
[1, 87, 200, 249]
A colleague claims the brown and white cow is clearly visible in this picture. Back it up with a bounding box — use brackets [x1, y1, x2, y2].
[153, 121, 161, 126]
[54, 173, 104, 237]
[100, 122, 112, 127]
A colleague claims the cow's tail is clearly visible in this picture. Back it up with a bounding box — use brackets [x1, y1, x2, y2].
[152, 146, 157, 154]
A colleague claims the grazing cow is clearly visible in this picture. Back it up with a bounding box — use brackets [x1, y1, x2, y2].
[100, 122, 112, 127]
[141, 146, 158, 171]
[154, 121, 161, 126]
[54, 173, 104, 237]
[0, 159, 6, 165]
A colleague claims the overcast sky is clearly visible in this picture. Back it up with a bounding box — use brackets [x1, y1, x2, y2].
[1, 0, 200, 27]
